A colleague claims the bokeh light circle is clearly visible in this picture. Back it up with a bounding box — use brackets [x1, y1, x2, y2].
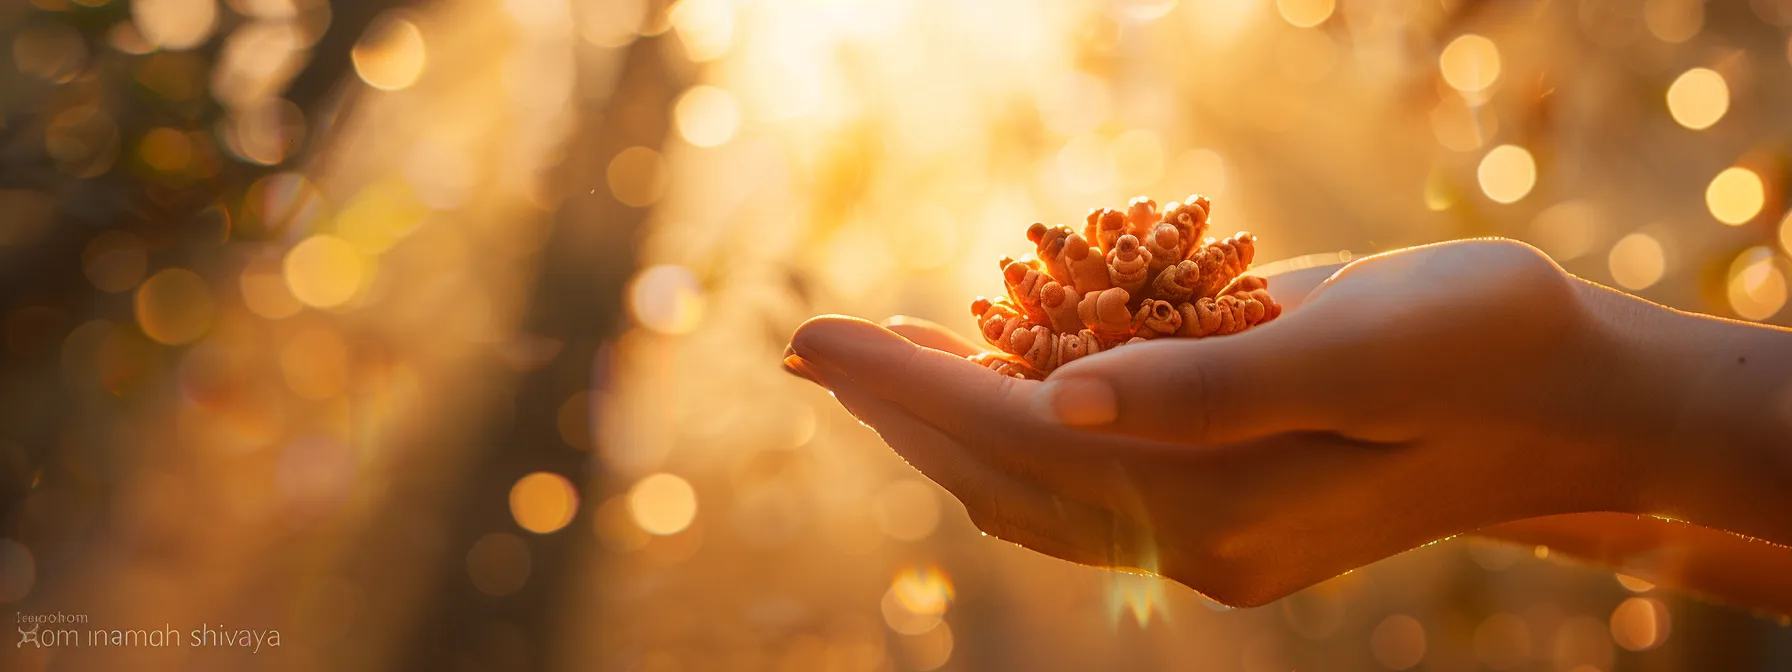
[283, 235, 364, 308]
[674, 85, 741, 148]
[1610, 597, 1671, 651]
[1371, 614, 1427, 670]
[83, 230, 148, 293]
[1440, 34, 1501, 93]
[627, 473, 696, 536]
[1727, 246, 1787, 321]
[510, 472, 580, 534]
[1276, 0, 1334, 28]
[135, 268, 216, 345]
[1666, 68, 1729, 130]
[626, 265, 705, 335]
[1779, 209, 1792, 255]
[1706, 167, 1765, 225]
[1477, 145, 1535, 204]
[352, 14, 427, 92]
[133, 0, 219, 51]
[1645, 0, 1703, 43]
[1608, 233, 1666, 290]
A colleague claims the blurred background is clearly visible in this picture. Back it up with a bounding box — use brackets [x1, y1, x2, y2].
[2, 0, 1791, 669]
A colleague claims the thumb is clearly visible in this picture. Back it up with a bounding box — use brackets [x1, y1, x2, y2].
[1036, 313, 1362, 445]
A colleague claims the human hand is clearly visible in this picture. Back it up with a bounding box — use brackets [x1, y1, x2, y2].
[785, 238, 1783, 606]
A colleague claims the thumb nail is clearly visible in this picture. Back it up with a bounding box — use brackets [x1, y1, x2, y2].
[1035, 378, 1118, 426]
[783, 355, 821, 386]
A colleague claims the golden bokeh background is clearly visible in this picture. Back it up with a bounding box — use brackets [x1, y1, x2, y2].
[2, 0, 1791, 670]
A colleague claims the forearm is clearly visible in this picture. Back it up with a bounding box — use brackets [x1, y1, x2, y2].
[1479, 513, 1792, 616]
[1574, 279, 1792, 544]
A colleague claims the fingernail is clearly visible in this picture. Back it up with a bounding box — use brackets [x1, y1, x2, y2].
[783, 355, 817, 384]
[790, 319, 906, 368]
[1036, 378, 1118, 426]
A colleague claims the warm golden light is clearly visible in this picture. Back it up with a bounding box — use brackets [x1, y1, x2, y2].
[133, 0, 218, 50]
[1111, 129, 1165, 190]
[1276, 0, 1334, 28]
[1371, 614, 1427, 670]
[1058, 133, 1116, 193]
[886, 205, 958, 272]
[1666, 68, 1728, 130]
[627, 473, 696, 536]
[334, 181, 428, 254]
[1275, 23, 1337, 84]
[1608, 232, 1666, 290]
[1440, 34, 1501, 93]
[510, 472, 579, 534]
[283, 235, 364, 309]
[352, 14, 427, 92]
[1477, 144, 1535, 204]
[607, 146, 668, 208]
[626, 265, 705, 335]
[1610, 597, 1670, 651]
[135, 268, 215, 345]
[668, 0, 732, 62]
[1706, 167, 1765, 225]
[1171, 148, 1228, 197]
[674, 85, 741, 148]
[1727, 246, 1788, 321]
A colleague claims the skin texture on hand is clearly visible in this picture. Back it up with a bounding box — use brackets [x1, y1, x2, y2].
[1478, 514, 1792, 614]
[785, 238, 1792, 609]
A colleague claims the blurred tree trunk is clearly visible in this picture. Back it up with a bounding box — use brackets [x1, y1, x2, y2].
[394, 33, 679, 672]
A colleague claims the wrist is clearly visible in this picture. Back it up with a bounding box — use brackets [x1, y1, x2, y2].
[1576, 280, 1792, 542]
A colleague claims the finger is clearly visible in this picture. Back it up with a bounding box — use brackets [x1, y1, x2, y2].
[882, 316, 988, 358]
[1039, 309, 1368, 445]
[798, 355, 1152, 568]
[1259, 263, 1343, 313]
[790, 316, 1165, 505]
